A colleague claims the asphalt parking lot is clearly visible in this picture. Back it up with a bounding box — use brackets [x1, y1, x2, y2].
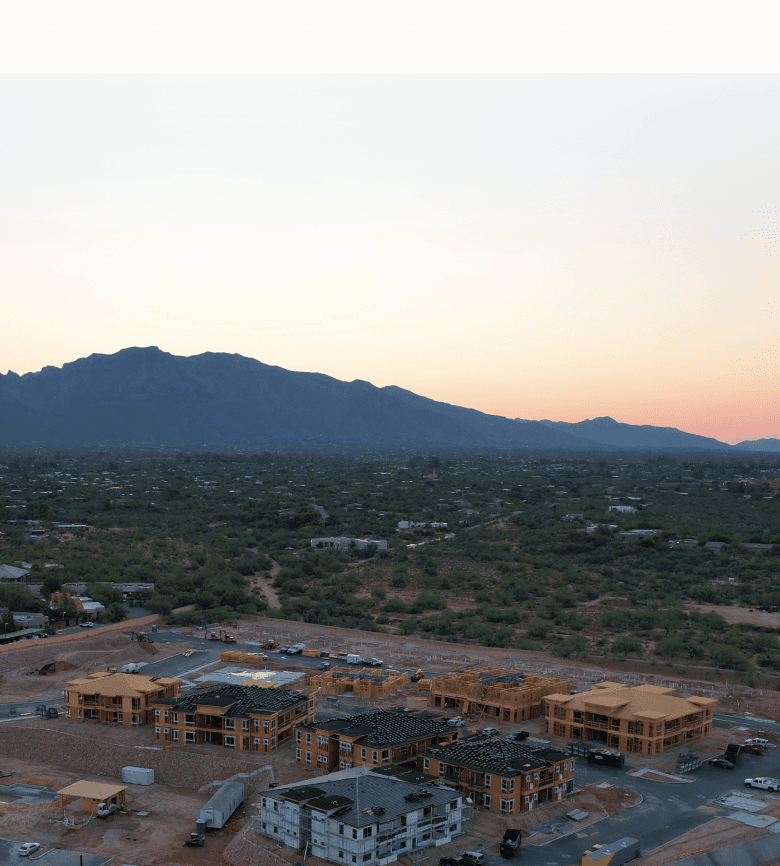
[0, 840, 110, 866]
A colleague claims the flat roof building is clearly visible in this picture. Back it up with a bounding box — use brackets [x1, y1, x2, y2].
[58, 780, 127, 814]
[543, 682, 717, 755]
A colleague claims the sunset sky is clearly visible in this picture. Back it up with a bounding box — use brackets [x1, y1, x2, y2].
[1, 7, 778, 444]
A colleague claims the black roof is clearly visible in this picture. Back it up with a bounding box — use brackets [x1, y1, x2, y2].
[167, 684, 307, 717]
[426, 739, 568, 776]
[300, 708, 453, 748]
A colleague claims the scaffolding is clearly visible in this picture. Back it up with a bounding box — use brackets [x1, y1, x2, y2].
[429, 667, 570, 722]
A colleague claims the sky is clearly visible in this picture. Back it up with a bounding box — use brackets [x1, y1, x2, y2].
[1, 5, 778, 444]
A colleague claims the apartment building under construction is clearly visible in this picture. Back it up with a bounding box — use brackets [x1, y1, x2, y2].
[63, 671, 182, 726]
[309, 668, 409, 700]
[543, 682, 717, 755]
[429, 668, 570, 723]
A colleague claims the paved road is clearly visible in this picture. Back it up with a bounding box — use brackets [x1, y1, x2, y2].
[479, 741, 780, 866]
[0, 840, 109, 866]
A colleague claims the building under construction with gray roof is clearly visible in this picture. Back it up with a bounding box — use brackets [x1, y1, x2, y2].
[294, 707, 459, 773]
[259, 765, 463, 865]
[423, 736, 575, 815]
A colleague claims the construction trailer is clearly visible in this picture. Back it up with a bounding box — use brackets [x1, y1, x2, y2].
[196, 781, 244, 833]
[309, 667, 409, 700]
[429, 667, 571, 723]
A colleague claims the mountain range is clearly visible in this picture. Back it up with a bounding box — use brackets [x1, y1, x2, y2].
[0, 347, 775, 453]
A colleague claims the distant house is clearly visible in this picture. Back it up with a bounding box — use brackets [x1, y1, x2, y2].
[616, 530, 660, 543]
[607, 506, 637, 514]
[560, 514, 584, 522]
[703, 541, 729, 552]
[0, 564, 31, 582]
[311, 537, 387, 552]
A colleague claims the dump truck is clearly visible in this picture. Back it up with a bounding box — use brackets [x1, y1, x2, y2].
[587, 749, 625, 768]
[500, 828, 522, 859]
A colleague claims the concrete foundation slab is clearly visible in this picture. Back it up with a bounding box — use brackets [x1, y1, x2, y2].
[727, 811, 778, 828]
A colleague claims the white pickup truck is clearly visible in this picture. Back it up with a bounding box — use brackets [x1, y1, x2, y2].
[744, 777, 780, 791]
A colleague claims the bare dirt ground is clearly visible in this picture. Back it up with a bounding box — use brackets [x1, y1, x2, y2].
[636, 816, 768, 865]
[0, 632, 190, 704]
[0, 753, 242, 866]
[248, 562, 282, 610]
[4, 618, 780, 865]
[687, 602, 780, 629]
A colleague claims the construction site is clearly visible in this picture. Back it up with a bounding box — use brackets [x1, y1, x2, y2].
[1, 614, 780, 866]
[428, 667, 571, 722]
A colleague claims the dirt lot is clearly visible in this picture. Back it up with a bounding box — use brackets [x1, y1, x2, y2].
[0, 753, 246, 866]
[687, 602, 780, 629]
[3, 616, 780, 864]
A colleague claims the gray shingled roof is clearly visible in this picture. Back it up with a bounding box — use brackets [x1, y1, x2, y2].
[300, 708, 453, 748]
[169, 684, 307, 717]
[426, 738, 567, 775]
[265, 774, 459, 827]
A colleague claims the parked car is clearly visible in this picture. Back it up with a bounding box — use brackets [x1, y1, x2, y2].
[745, 738, 770, 748]
[17, 843, 41, 857]
[79, 621, 94, 628]
[709, 757, 735, 769]
[744, 777, 780, 791]
[509, 730, 530, 741]
[461, 851, 484, 865]
[482, 727, 500, 737]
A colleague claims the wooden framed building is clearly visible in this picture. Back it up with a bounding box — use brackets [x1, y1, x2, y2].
[423, 737, 575, 814]
[429, 668, 570, 723]
[63, 672, 181, 726]
[294, 708, 458, 773]
[543, 682, 717, 755]
[151, 683, 315, 752]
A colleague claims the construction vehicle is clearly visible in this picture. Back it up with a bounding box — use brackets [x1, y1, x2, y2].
[129, 632, 158, 654]
[587, 749, 625, 768]
[183, 833, 205, 848]
[500, 828, 522, 859]
[260, 639, 278, 650]
[410, 669, 424, 682]
[207, 629, 236, 643]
